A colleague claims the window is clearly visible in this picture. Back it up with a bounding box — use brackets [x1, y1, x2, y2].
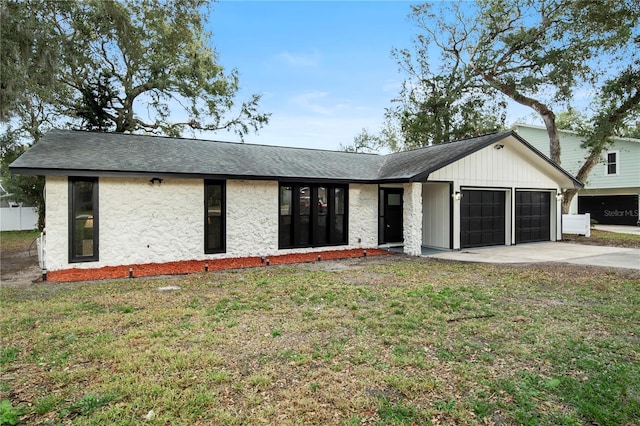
[69, 177, 98, 262]
[605, 151, 619, 175]
[279, 183, 348, 249]
[205, 180, 226, 253]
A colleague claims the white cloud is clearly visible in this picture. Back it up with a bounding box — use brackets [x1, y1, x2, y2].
[290, 91, 349, 116]
[276, 50, 322, 67]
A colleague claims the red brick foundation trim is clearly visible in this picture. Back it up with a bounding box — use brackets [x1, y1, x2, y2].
[45, 248, 392, 282]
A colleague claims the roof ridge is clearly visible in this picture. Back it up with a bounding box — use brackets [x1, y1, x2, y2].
[387, 130, 510, 155]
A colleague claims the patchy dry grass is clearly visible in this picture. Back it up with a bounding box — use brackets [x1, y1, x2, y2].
[1, 257, 639, 425]
[564, 229, 640, 248]
[0, 230, 40, 253]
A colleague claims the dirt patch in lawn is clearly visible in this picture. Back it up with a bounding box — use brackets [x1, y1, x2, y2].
[1, 233, 41, 286]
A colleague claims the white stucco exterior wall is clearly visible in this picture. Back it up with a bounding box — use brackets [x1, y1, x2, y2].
[226, 180, 279, 256]
[44, 177, 380, 272]
[348, 184, 379, 248]
[44, 176, 69, 272]
[403, 183, 422, 256]
[100, 177, 202, 266]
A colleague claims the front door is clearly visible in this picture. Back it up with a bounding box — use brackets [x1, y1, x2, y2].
[380, 188, 403, 244]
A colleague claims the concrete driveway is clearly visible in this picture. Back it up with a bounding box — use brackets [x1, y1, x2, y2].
[594, 225, 640, 235]
[425, 242, 640, 270]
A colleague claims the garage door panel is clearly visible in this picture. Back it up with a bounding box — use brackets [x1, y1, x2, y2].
[461, 190, 506, 248]
[578, 195, 638, 225]
[516, 191, 551, 243]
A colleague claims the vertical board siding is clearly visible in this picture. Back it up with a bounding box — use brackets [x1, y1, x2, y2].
[429, 143, 558, 189]
[422, 183, 450, 249]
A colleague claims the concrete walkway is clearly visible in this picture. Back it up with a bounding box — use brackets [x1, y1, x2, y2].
[424, 242, 640, 270]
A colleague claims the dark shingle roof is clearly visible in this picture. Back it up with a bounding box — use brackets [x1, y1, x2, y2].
[9, 129, 581, 187]
[9, 129, 383, 182]
[378, 132, 510, 181]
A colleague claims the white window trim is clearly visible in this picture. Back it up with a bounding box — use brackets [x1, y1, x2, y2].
[605, 150, 619, 176]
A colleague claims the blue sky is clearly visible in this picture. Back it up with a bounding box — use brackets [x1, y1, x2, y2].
[206, 1, 534, 150]
[206, 1, 420, 149]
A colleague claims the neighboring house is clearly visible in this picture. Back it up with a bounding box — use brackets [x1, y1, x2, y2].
[10, 129, 581, 279]
[0, 180, 38, 231]
[515, 124, 640, 225]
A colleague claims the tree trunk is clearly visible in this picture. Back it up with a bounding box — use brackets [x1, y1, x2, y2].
[561, 146, 604, 213]
[561, 188, 578, 214]
[471, 69, 562, 164]
[37, 204, 45, 231]
[541, 114, 562, 165]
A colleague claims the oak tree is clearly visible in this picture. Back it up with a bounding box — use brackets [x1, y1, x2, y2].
[401, 0, 639, 211]
[1, 0, 270, 227]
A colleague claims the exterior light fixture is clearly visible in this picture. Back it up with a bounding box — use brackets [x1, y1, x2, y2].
[494, 144, 504, 150]
[556, 192, 564, 201]
[149, 177, 163, 185]
[452, 191, 463, 201]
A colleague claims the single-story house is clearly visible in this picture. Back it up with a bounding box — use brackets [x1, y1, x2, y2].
[10, 129, 582, 280]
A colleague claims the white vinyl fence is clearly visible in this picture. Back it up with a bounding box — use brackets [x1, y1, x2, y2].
[0, 206, 38, 231]
[563, 213, 591, 237]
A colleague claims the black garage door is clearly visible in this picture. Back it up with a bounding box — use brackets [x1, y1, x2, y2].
[578, 195, 639, 225]
[461, 190, 505, 248]
[516, 191, 551, 243]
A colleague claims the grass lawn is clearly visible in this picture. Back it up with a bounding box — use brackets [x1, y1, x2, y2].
[1, 255, 639, 425]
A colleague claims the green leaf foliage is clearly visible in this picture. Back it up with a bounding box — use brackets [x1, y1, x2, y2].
[2, 0, 270, 229]
[394, 0, 639, 211]
[1, 0, 269, 138]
